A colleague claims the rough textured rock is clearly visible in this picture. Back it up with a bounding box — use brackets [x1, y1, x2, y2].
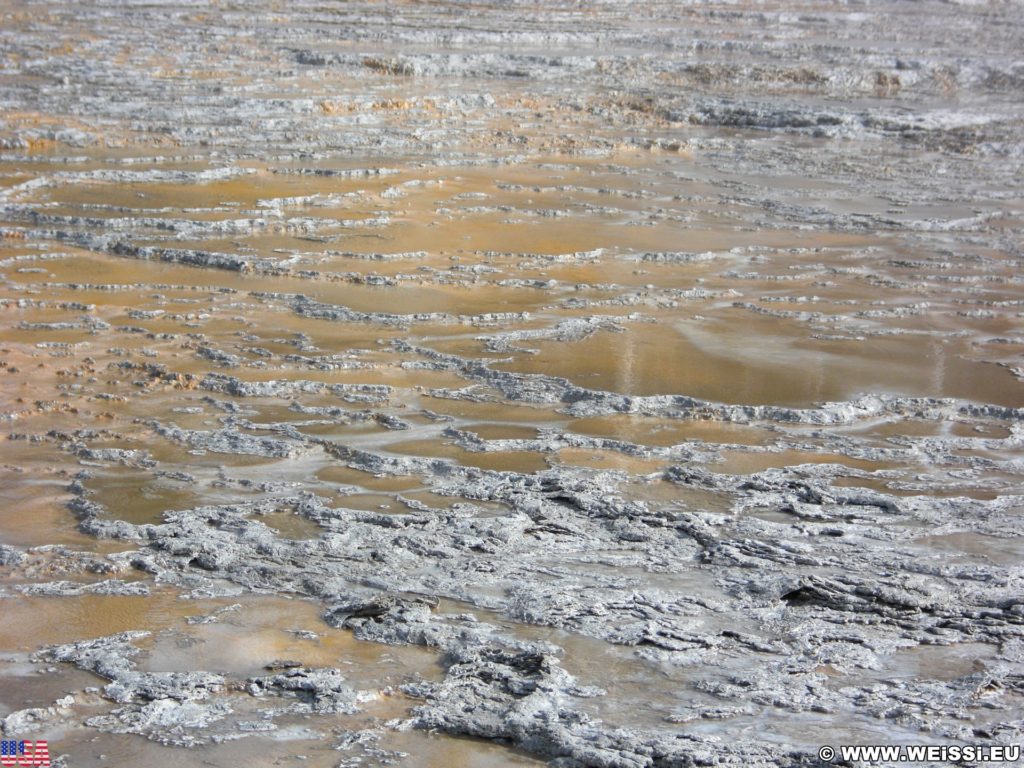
[0, 0, 1022, 765]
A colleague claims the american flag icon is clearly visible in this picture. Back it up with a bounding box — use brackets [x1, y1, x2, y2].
[0, 740, 49, 767]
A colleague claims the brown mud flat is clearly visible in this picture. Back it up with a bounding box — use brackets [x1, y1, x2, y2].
[1, 0, 1023, 766]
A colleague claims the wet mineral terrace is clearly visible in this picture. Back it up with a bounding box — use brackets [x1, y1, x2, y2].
[1, 1, 1023, 766]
